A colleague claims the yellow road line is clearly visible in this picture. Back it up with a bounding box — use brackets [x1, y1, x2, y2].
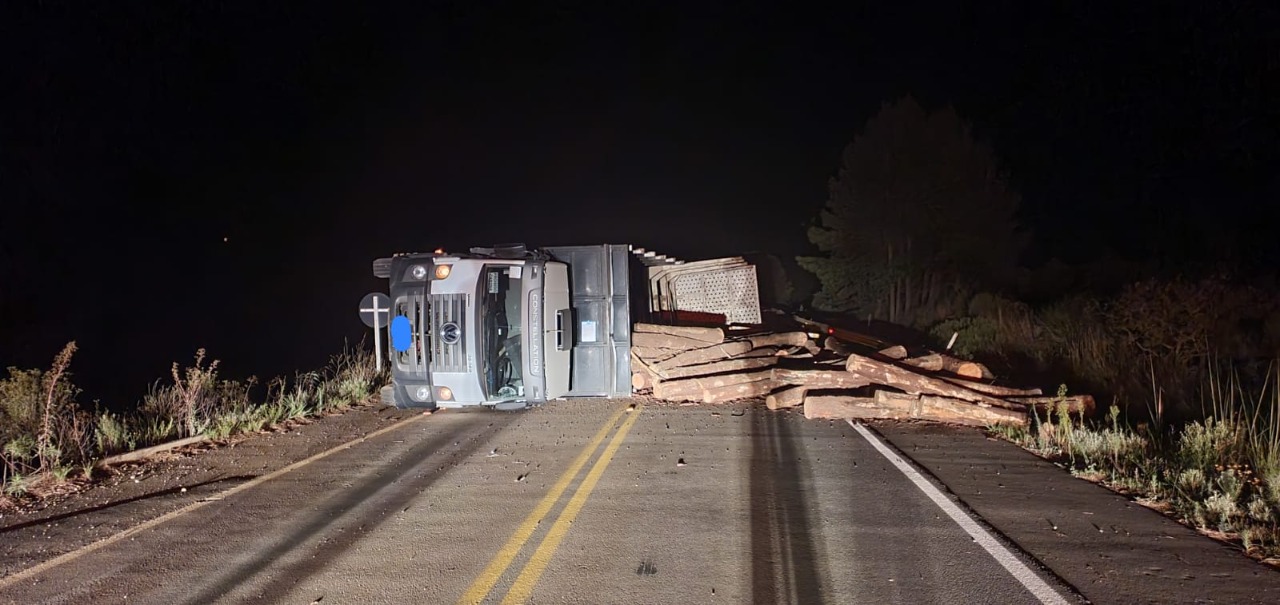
[0, 410, 429, 591]
[457, 405, 630, 605]
[500, 405, 643, 605]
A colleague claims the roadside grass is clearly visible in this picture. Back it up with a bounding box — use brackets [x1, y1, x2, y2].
[989, 369, 1280, 562]
[1, 341, 387, 504]
[930, 276, 1280, 562]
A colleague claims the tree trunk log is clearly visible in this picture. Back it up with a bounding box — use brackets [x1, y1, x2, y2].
[766, 386, 808, 410]
[633, 332, 722, 351]
[878, 345, 908, 359]
[903, 353, 994, 379]
[1007, 395, 1096, 417]
[653, 341, 756, 370]
[803, 392, 1026, 427]
[772, 368, 872, 389]
[631, 347, 681, 363]
[633, 323, 724, 344]
[655, 356, 778, 380]
[823, 337, 853, 356]
[902, 353, 945, 371]
[745, 332, 810, 349]
[936, 377, 1043, 397]
[630, 352, 659, 391]
[844, 353, 1026, 412]
[651, 370, 777, 403]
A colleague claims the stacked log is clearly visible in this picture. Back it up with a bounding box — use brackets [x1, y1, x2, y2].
[631, 323, 818, 404]
[631, 321, 1096, 428]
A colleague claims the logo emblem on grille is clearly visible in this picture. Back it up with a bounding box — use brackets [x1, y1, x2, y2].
[440, 322, 461, 345]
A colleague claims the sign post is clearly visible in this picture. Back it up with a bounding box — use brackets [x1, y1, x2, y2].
[358, 292, 392, 372]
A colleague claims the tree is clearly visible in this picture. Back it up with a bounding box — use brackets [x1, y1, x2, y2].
[798, 96, 1028, 327]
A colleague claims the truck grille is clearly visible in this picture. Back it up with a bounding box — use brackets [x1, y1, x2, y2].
[395, 294, 427, 372]
[429, 293, 469, 372]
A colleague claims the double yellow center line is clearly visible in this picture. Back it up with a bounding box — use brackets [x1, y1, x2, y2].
[457, 403, 642, 605]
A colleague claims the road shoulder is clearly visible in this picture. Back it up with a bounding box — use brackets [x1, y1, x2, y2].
[874, 421, 1280, 605]
[0, 402, 420, 581]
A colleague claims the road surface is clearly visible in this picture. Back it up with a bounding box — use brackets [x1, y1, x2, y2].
[2, 399, 1277, 604]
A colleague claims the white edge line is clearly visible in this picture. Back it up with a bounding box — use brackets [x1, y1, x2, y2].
[0, 411, 429, 590]
[848, 419, 1072, 605]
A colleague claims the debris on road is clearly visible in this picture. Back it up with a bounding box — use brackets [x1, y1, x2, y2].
[630, 317, 1095, 427]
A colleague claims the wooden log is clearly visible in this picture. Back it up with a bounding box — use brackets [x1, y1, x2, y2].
[1008, 394, 1096, 417]
[772, 368, 872, 389]
[766, 386, 808, 410]
[654, 341, 755, 370]
[744, 332, 810, 349]
[651, 369, 777, 403]
[633, 323, 724, 345]
[822, 337, 853, 356]
[631, 346, 683, 363]
[655, 355, 778, 380]
[844, 353, 1026, 413]
[632, 371, 650, 391]
[802, 339, 821, 356]
[903, 353, 993, 379]
[803, 392, 1026, 426]
[633, 332, 721, 351]
[902, 353, 945, 372]
[878, 345, 908, 360]
[96, 435, 210, 468]
[630, 352, 660, 391]
[876, 391, 1027, 426]
[936, 377, 1043, 397]
[804, 395, 913, 421]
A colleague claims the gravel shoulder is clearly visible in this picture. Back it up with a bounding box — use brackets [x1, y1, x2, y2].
[0, 401, 421, 580]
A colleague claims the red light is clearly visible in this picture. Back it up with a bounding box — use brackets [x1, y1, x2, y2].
[827, 328, 835, 334]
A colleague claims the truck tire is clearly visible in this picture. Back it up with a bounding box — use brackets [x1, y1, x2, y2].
[492, 243, 527, 259]
[372, 257, 393, 278]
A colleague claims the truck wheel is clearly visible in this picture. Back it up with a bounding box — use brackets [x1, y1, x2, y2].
[372, 257, 393, 278]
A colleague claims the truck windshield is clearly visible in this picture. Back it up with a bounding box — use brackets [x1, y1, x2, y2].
[480, 265, 524, 401]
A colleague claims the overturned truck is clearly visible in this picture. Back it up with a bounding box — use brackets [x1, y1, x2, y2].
[368, 243, 760, 410]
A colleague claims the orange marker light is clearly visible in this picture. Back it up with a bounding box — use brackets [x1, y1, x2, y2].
[437, 386, 453, 401]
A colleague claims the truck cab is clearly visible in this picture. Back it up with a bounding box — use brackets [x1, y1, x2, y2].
[373, 244, 573, 410]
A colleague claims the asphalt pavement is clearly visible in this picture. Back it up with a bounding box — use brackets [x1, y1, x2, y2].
[1, 399, 1274, 604]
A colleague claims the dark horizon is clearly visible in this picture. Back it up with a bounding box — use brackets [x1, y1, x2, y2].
[4, 2, 1278, 407]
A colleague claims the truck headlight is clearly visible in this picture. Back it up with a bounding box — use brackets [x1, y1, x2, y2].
[434, 264, 452, 280]
[411, 265, 428, 280]
[415, 386, 431, 401]
[437, 386, 453, 401]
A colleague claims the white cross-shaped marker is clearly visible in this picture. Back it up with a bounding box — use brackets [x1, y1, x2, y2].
[361, 295, 390, 372]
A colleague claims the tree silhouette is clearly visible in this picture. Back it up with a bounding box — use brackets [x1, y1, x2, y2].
[798, 96, 1028, 327]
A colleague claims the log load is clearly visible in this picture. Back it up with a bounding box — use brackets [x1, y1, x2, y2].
[630, 322, 1091, 426]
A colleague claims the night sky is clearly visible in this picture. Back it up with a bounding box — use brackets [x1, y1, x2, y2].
[4, 2, 1278, 408]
